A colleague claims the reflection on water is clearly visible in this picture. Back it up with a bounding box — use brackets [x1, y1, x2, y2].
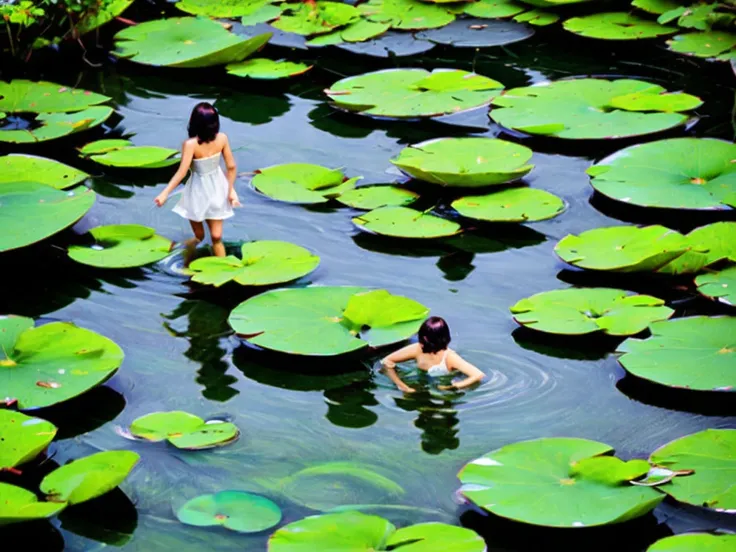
[395, 388, 461, 455]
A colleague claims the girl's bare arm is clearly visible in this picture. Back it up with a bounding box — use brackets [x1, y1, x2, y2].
[439, 352, 485, 390]
[154, 140, 195, 206]
[381, 343, 420, 393]
[221, 134, 240, 206]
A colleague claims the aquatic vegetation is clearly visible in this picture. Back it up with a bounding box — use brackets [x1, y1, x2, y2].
[415, 19, 534, 47]
[0, 315, 124, 409]
[79, 139, 179, 168]
[130, 411, 240, 449]
[0, 410, 57, 470]
[0, 80, 109, 113]
[252, 163, 360, 204]
[0, 154, 88, 189]
[335, 30, 436, 56]
[490, 78, 702, 139]
[647, 533, 736, 552]
[696, 265, 736, 306]
[658, 222, 736, 275]
[307, 19, 391, 46]
[452, 188, 565, 222]
[0, 106, 114, 143]
[359, 0, 456, 30]
[353, 207, 462, 239]
[563, 13, 676, 40]
[457, 437, 664, 527]
[0, 483, 67, 525]
[336, 185, 419, 210]
[188, 241, 319, 287]
[510, 288, 674, 336]
[273, 1, 361, 35]
[226, 58, 313, 79]
[617, 316, 735, 392]
[75, 0, 134, 35]
[177, 490, 282, 533]
[68, 224, 173, 269]
[667, 31, 736, 59]
[464, 0, 528, 19]
[176, 0, 283, 19]
[228, 286, 429, 355]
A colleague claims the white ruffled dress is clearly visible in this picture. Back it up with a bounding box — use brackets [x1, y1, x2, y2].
[172, 152, 234, 222]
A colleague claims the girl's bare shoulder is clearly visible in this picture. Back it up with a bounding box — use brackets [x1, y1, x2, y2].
[216, 132, 229, 144]
[183, 137, 198, 149]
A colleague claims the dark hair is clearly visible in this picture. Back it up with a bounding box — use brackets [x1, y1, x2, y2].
[188, 102, 219, 144]
[418, 316, 451, 354]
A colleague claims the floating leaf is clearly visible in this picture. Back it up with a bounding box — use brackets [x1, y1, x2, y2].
[0, 106, 114, 143]
[76, 0, 134, 35]
[658, 222, 736, 275]
[0, 315, 124, 409]
[308, 19, 391, 45]
[0, 80, 109, 114]
[391, 138, 533, 187]
[490, 78, 701, 139]
[696, 266, 736, 306]
[188, 240, 319, 287]
[0, 410, 57, 470]
[176, 0, 281, 18]
[452, 188, 564, 223]
[273, 1, 361, 35]
[252, 163, 360, 203]
[415, 19, 534, 47]
[336, 31, 435, 57]
[647, 533, 736, 552]
[0, 155, 88, 190]
[569, 456, 651, 486]
[563, 13, 676, 40]
[360, 0, 455, 30]
[668, 31, 736, 59]
[464, 0, 527, 19]
[130, 411, 240, 450]
[79, 139, 179, 169]
[632, 0, 680, 15]
[513, 9, 559, 26]
[68, 224, 173, 269]
[177, 491, 281, 533]
[353, 207, 462, 239]
[510, 288, 674, 336]
[336, 186, 418, 210]
[78, 139, 133, 155]
[617, 316, 735, 392]
[0, 483, 66, 526]
[226, 58, 312, 79]
[458, 437, 664, 527]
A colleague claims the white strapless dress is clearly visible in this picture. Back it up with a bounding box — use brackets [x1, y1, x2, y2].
[172, 152, 234, 222]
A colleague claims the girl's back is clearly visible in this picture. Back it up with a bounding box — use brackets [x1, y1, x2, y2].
[190, 132, 227, 159]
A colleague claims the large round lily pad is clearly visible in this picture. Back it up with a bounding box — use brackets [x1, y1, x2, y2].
[648, 533, 736, 552]
[490, 78, 702, 139]
[252, 163, 360, 204]
[696, 265, 736, 306]
[228, 286, 429, 356]
[0, 107, 114, 143]
[177, 491, 281, 533]
[353, 207, 461, 239]
[226, 58, 312, 79]
[555, 225, 689, 272]
[617, 316, 735, 392]
[0, 315, 124, 410]
[0, 155, 88, 190]
[391, 138, 533, 188]
[649, 429, 735, 511]
[667, 31, 736, 59]
[510, 288, 674, 336]
[114, 17, 272, 68]
[307, 19, 391, 46]
[0, 80, 110, 114]
[452, 188, 564, 222]
[176, 0, 281, 18]
[359, 0, 455, 30]
[415, 19, 534, 47]
[0, 182, 96, 253]
[273, 1, 361, 35]
[458, 437, 664, 527]
[588, 138, 736, 210]
[0, 483, 67, 526]
[464, 0, 527, 19]
[0, 410, 57, 470]
[130, 411, 239, 450]
[326, 68, 504, 119]
[563, 13, 676, 40]
[658, 222, 736, 275]
[79, 139, 179, 169]
[336, 186, 419, 210]
[40, 451, 139, 505]
[68, 224, 173, 269]
[188, 241, 319, 287]
[269, 512, 485, 551]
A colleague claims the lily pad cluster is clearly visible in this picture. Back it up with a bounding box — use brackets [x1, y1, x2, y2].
[252, 163, 361, 204]
[68, 224, 174, 269]
[129, 411, 240, 450]
[79, 139, 179, 169]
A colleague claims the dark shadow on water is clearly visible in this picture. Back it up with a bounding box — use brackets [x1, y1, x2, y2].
[58, 487, 138, 546]
[511, 327, 618, 362]
[617, 376, 736, 417]
[36, 386, 127, 440]
[0, 521, 64, 552]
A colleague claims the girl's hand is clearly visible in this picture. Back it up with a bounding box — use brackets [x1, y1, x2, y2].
[438, 384, 456, 391]
[229, 190, 241, 207]
[154, 192, 168, 207]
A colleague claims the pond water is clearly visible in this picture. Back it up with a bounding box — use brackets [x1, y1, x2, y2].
[1, 13, 735, 552]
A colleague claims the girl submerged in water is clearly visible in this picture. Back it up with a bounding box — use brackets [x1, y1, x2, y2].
[154, 102, 240, 257]
[381, 316, 485, 393]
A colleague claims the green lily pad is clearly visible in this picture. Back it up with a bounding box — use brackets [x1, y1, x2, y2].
[0, 106, 114, 143]
[326, 68, 504, 119]
[228, 286, 429, 356]
[464, 0, 527, 19]
[696, 265, 736, 306]
[648, 533, 736, 552]
[336, 186, 419, 210]
[632, 0, 680, 15]
[353, 207, 462, 239]
[176, 0, 281, 18]
[518, 0, 591, 5]
[490, 78, 702, 140]
[668, 31, 736, 59]
[617, 316, 735, 392]
[40, 451, 139, 505]
[415, 19, 534, 47]
[563, 13, 676, 40]
[0, 410, 57, 470]
[68, 224, 173, 269]
[458, 437, 664, 527]
[658, 222, 736, 275]
[130, 411, 240, 450]
[0, 182, 96, 253]
[650, 429, 736, 511]
[114, 17, 272, 68]
[188, 240, 319, 287]
[272, 1, 360, 35]
[307, 19, 391, 46]
[510, 288, 674, 336]
[0, 155, 88, 190]
[359, 0, 455, 30]
[0, 80, 109, 114]
[588, 138, 736, 211]
[78, 139, 133, 155]
[76, 0, 134, 35]
[391, 138, 533, 187]
[452, 188, 565, 223]
[252, 163, 360, 204]
[177, 491, 281, 533]
[0, 483, 67, 526]
[555, 225, 689, 272]
[513, 8, 558, 26]
[226, 58, 312, 79]
[0, 315, 124, 409]
[79, 139, 179, 169]
[269, 512, 485, 551]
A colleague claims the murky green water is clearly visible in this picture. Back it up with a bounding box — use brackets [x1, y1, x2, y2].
[1, 20, 735, 552]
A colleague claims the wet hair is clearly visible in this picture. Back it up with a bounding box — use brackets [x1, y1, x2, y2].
[418, 316, 451, 354]
[188, 102, 220, 144]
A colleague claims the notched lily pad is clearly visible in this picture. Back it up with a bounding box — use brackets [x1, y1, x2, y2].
[252, 163, 361, 203]
[336, 185, 419, 210]
[0, 106, 114, 143]
[272, 1, 361, 36]
[647, 533, 736, 552]
[226, 58, 313, 79]
[0, 155, 88, 190]
[0, 410, 57, 470]
[464, 0, 527, 19]
[0, 80, 110, 114]
[130, 411, 240, 450]
[0, 482, 67, 525]
[177, 491, 281, 533]
[79, 139, 179, 169]
[563, 13, 676, 40]
[68, 224, 173, 268]
[667, 31, 736, 59]
[360, 0, 456, 30]
[658, 222, 736, 275]
[415, 19, 534, 47]
[353, 206, 462, 239]
[176, 0, 282, 19]
[452, 187, 564, 223]
[696, 265, 736, 306]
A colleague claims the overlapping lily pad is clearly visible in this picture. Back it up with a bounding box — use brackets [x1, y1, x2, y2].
[588, 138, 736, 210]
[359, 0, 455, 30]
[510, 288, 674, 336]
[307, 19, 391, 46]
[563, 13, 676, 40]
[79, 139, 179, 169]
[458, 437, 664, 527]
[617, 316, 735, 392]
[391, 138, 533, 187]
[130, 411, 240, 450]
[114, 17, 272, 68]
[40, 450, 139, 505]
[68, 224, 173, 269]
[0, 410, 57, 470]
[696, 266, 736, 306]
[336, 186, 419, 210]
[188, 241, 319, 287]
[252, 163, 360, 204]
[0, 483, 67, 525]
[76, 0, 134, 35]
[228, 286, 429, 356]
[658, 222, 736, 275]
[336, 31, 435, 57]
[464, 0, 527, 19]
[226, 58, 312, 79]
[452, 188, 565, 222]
[416, 19, 534, 47]
[0, 155, 88, 189]
[176, 0, 281, 19]
[353, 207, 462, 239]
[555, 225, 689, 272]
[0, 182, 96, 253]
[0, 80, 110, 113]
[648, 533, 736, 552]
[490, 78, 702, 139]
[0, 107, 114, 143]
[0, 315, 124, 410]
[272, 1, 360, 35]
[667, 31, 736, 59]
[326, 69, 504, 119]
[177, 491, 281, 533]
[269, 512, 485, 551]
[649, 429, 736, 511]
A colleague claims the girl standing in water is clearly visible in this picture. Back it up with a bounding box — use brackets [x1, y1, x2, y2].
[154, 102, 240, 257]
[381, 316, 485, 393]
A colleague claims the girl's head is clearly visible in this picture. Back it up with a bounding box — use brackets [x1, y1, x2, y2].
[188, 102, 220, 144]
[418, 316, 451, 354]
